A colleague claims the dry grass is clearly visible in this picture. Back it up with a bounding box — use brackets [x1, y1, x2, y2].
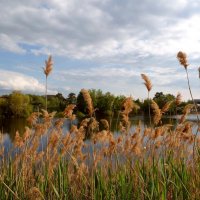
[43, 55, 53, 77]
[177, 51, 189, 69]
[0, 53, 200, 199]
[141, 74, 152, 92]
[0, 93, 199, 199]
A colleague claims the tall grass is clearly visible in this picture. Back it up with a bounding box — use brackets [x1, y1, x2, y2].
[141, 74, 152, 126]
[43, 55, 53, 111]
[177, 51, 200, 157]
[0, 53, 200, 199]
[0, 91, 200, 199]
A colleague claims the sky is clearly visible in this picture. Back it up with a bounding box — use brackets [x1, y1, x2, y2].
[0, 0, 200, 100]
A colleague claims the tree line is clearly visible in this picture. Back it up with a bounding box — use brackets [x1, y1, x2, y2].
[0, 90, 189, 118]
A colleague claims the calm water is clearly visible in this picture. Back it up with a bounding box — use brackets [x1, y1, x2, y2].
[0, 114, 199, 146]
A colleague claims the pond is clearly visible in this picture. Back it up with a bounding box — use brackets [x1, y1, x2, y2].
[1, 114, 199, 145]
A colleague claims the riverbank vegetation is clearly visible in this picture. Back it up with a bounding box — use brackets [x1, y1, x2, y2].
[0, 89, 200, 199]
[0, 90, 190, 118]
[0, 51, 200, 199]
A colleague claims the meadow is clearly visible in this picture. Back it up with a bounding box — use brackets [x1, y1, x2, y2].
[0, 51, 200, 200]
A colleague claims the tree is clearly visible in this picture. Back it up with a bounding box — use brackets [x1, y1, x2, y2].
[29, 94, 45, 112]
[0, 97, 8, 117]
[9, 91, 32, 117]
[76, 91, 87, 115]
[97, 92, 115, 115]
[66, 93, 77, 105]
[153, 92, 175, 107]
[153, 92, 175, 114]
[55, 93, 66, 111]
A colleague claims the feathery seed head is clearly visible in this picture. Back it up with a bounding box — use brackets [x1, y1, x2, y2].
[81, 89, 94, 116]
[141, 73, 152, 92]
[177, 51, 189, 69]
[175, 92, 182, 106]
[100, 119, 110, 131]
[63, 104, 76, 120]
[161, 101, 172, 114]
[151, 100, 162, 125]
[43, 55, 53, 76]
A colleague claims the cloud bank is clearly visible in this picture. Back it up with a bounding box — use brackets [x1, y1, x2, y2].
[1, 0, 200, 60]
[0, 0, 200, 100]
[0, 70, 56, 94]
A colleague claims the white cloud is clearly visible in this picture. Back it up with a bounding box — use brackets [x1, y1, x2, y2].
[0, 34, 26, 54]
[0, 70, 57, 94]
[0, 0, 200, 100]
[0, 0, 199, 59]
[53, 65, 197, 100]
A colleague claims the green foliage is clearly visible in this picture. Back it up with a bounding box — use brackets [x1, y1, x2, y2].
[0, 157, 197, 199]
[76, 89, 126, 116]
[0, 97, 8, 117]
[0, 90, 190, 118]
[66, 93, 77, 105]
[139, 99, 150, 114]
[9, 91, 32, 117]
[29, 94, 45, 111]
[153, 92, 175, 108]
[76, 91, 87, 114]
[96, 91, 115, 115]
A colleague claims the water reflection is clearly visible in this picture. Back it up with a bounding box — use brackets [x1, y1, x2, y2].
[0, 118, 27, 141]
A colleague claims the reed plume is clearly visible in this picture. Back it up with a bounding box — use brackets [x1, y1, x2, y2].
[141, 74, 152, 92]
[151, 100, 162, 125]
[81, 89, 94, 117]
[161, 101, 172, 114]
[43, 55, 53, 111]
[177, 51, 189, 69]
[120, 97, 137, 134]
[100, 119, 110, 131]
[175, 92, 182, 106]
[179, 104, 193, 124]
[176, 51, 199, 122]
[175, 92, 182, 117]
[141, 73, 152, 125]
[151, 100, 172, 126]
[176, 51, 199, 156]
[63, 104, 76, 120]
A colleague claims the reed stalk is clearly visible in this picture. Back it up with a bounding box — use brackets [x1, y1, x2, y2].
[43, 55, 53, 111]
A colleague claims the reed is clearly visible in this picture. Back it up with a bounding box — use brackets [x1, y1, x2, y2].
[0, 54, 200, 199]
[177, 51, 199, 157]
[43, 55, 53, 111]
[0, 93, 200, 199]
[141, 73, 152, 126]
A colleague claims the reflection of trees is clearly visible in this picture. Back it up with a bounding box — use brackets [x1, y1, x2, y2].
[0, 118, 27, 142]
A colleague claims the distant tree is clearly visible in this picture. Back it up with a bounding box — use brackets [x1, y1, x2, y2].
[76, 91, 87, 115]
[55, 93, 66, 111]
[0, 97, 8, 117]
[29, 94, 45, 111]
[153, 92, 175, 108]
[9, 91, 32, 117]
[113, 95, 126, 112]
[89, 89, 103, 108]
[153, 92, 176, 114]
[97, 92, 115, 115]
[66, 93, 77, 105]
[141, 99, 151, 114]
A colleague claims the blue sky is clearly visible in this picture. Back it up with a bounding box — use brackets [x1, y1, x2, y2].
[0, 0, 200, 100]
